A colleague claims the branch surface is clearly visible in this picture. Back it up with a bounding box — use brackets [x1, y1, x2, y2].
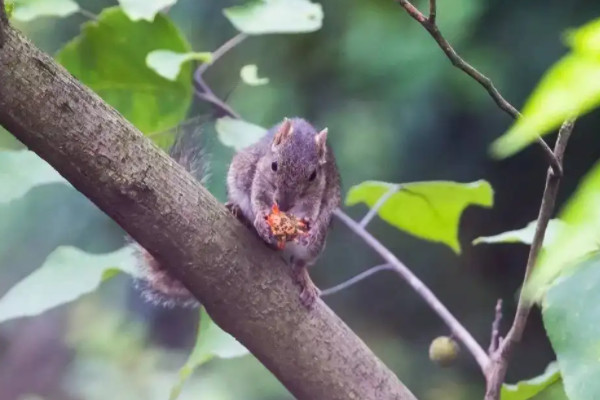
[0, 23, 416, 400]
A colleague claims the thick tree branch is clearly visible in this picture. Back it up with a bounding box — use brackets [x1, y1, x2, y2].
[0, 23, 416, 400]
[394, 0, 562, 176]
[484, 119, 575, 399]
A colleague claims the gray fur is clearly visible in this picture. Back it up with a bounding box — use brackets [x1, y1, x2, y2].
[227, 117, 341, 308]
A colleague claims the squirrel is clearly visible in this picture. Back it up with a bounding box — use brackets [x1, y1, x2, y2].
[134, 117, 341, 309]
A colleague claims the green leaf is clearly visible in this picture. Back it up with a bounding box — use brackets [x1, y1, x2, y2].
[170, 308, 249, 400]
[215, 117, 268, 151]
[240, 64, 269, 86]
[543, 255, 600, 400]
[0, 150, 66, 203]
[473, 219, 565, 249]
[13, 0, 79, 21]
[4, 0, 15, 19]
[491, 18, 600, 158]
[524, 161, 600, 301]
[346, 180, 494, 253]
[224, 0, 323, 35]
[146, 50, 211, 81]
[118, 0, 176, 21]
[501, 362, 561, 400]
[57, 7, 193, 135]
[565, 17, 600, 55]
[0, 246, 137, 323]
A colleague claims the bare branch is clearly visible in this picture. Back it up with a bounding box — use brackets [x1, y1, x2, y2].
[197, 33, 248, 77]
[484, 119, 575, 399]
[78, 8, 98, 20]
[394, 0, 561, 176]
[359, 184, 400, 228]
[193, 33, 247, 119]
[488, 299, 503, 355]
[428, 0, 437, 24]
[321, 263, 394, 296]
[193, 89, 240, 119]
[334, 209, 490, 373]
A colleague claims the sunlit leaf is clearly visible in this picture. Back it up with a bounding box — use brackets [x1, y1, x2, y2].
[543, 255, 600, 400]
[501, 362, 561, 400]
[224, 0, 323, 35]
[0, 246, 137, 323]
[118, 0, 176, 21]
[13, 0, 79, 22]
[4, 0, 15, 19]
[57, 7, 193, 135]
[146, 50, 212, 81]
[524, 161, 600, 301]
[170, 307, 249, 400]
[491, 17, 600, 158]
[565, 17, 600, 55]
[473, 219, 565, 249]
[0, 150, 66, 203]
[215, 117, 268, 151]
[240, 64, 269, 86]
[346, 180, 494, 253]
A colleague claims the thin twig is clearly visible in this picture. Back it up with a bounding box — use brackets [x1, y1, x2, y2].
[488, 299, 503, 355]
[194, 89, 240, 119]
[78, 8, 98, 21]
[484, 119, 575, 399]
[428, 0, 437, 24]
[197, 33, 248, 77]
[321, 263, 394, 296]
[334, 209, 490, 373]
[359, 184, 400, 228]
[194, 33, 248, 119]
[394, 0, 561, 176]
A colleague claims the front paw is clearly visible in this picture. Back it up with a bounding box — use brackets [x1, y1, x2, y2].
[254, 213, 279, 249]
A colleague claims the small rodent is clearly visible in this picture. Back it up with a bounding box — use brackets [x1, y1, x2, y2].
[134, 117, 341, 309]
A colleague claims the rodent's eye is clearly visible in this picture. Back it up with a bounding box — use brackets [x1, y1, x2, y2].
[309, 170, 317, 181]
[271, 161, 278, 172]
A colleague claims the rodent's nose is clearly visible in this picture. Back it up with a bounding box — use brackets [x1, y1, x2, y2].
[275, 195, 292, 212]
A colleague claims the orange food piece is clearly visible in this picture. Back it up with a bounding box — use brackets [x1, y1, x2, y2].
[265, 204, 308, 249]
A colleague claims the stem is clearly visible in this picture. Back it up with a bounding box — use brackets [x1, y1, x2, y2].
[334, 209, 490, 373]
[488, 299, 503, 355]
[484, 119, 575, 399]
[394, 0, 561, 176]
[321, 263, 394, 296]
[194, 33, 248, 119]
[359, 184, 400, 228]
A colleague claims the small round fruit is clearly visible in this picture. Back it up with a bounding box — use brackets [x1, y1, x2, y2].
[429, 336, 459, 367]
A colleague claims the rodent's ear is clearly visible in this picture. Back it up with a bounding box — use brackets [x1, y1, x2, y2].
[315, 127, 328, 164]
[272, 118, 294, 150]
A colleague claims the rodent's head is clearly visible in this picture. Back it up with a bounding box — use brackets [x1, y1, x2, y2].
[259, 117, 329, 212]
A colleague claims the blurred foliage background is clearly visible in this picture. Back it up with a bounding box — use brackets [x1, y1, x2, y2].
[1, 0, 600, 399]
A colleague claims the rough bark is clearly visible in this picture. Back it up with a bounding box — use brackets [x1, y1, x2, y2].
[0, 23, 416, 400]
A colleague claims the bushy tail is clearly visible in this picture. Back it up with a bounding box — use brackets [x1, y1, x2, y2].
[168, 118, 211, 185]
[133, 118, 211, 308]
